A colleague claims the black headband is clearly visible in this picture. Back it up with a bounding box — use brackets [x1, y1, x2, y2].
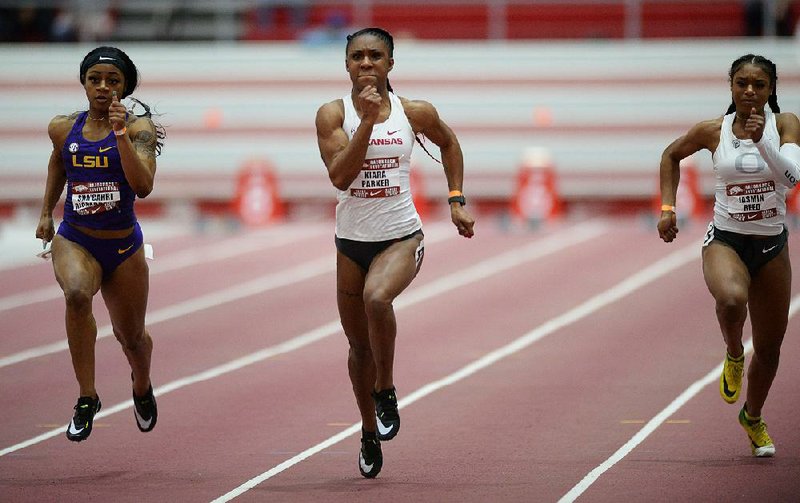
[79, 50, 133, 94]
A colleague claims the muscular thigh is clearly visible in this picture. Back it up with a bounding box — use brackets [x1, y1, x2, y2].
[51, 234, 102, 295]
[748, 246, 791, 340]
[101, 248, 149, 333]
[364, 233, 424, 301]
[337, 251, 369, 345]
[702, 242, 750, 300]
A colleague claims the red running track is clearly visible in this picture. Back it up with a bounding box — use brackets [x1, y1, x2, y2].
[1, 215, 799, 502]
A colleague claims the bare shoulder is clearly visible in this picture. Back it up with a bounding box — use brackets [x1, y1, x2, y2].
[315, 98, 344, 130]
[399, 96, 438, 131]
[399, 96, 435, 117]
[775, 112, 800, 143]
[127, 114, 156, 135]
[776, 111, 800, 128]
[686, 117, 723, 142]
[47, 113, 77, 146]
[317, 98, 344, 117]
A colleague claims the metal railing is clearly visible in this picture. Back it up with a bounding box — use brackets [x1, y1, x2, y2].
[0, 0, 790, 41]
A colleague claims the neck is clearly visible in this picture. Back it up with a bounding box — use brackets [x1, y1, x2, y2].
[86, 112, 107, 122]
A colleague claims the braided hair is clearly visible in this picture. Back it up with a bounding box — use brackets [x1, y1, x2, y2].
[345, 28, 442, 164]
[726, 54, 780, 114]
[79, 46, 166, 156]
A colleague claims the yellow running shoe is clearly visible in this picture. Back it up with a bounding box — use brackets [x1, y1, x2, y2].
[739, 406, 775, 457]
[720, 352, 744, 404]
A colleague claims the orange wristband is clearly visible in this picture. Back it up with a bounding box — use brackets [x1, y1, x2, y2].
[448, 190, 463, 198]
[661, 204, 676, 212]
[114, 127, 127, 137]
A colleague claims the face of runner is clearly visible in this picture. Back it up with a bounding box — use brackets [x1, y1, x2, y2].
[730, 63, 772, 116]
[83, 64, 126, 116]
[345, 34, 393, 93]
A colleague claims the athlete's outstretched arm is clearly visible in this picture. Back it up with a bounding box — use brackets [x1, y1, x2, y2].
[658, 119, 718, 242]
[36, 116, 70, 243]
[403, 98, 474, 238]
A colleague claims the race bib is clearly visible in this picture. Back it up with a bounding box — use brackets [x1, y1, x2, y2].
[70, 181, 121, 215]
[726, 180, 777, 222]
[350, 157, 401, 198]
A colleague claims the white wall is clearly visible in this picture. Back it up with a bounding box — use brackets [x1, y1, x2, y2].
[2, 38, 800, 202]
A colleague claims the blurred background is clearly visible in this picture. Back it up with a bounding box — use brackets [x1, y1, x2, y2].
[2, 0, 800, 255]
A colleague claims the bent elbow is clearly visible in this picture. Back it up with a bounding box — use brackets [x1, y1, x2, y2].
[134, 182, 154, 199]
[330, 174, 351, 191]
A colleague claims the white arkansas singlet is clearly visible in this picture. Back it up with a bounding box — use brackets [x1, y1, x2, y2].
[335, 92, 422, 241]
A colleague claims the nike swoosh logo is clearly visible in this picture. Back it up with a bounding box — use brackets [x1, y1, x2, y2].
[376, 420, 394, 436]
[359, 453, 374, 473]
[99, 146, 115, 152]
[369, 190, 383, 197]
[118, 244, 134, 254]
[68, 420, 85, 435]
[387, 129, 401, 135]
[763, 245, 778, 253]
[98, 56, 116, 61]
[134, 408, 153, 429]
[722, 375, 736, 398]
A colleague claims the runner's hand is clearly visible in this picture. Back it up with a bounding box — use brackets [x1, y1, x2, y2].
[745, 107, 765, 143]
[109, 91, 127, 134]
[657, 211, 678, 242]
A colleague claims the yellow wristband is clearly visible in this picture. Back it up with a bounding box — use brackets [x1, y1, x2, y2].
[661, 204, 675, 213]
[114, 127, 127, 137]
[448, 190, 463, 198]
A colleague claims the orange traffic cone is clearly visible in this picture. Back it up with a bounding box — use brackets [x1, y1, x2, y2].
[787, 184, 800, 214]
[233, 159, 283, 226]
[511, 147, 561, 223]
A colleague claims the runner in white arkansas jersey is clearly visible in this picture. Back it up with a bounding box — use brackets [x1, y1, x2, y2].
[337, 90, 419, 241]
[315, 27, 475, 479]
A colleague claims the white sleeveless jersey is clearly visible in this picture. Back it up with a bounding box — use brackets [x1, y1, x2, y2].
[336, 92, 422, 241]
[711, 110, 787, 235]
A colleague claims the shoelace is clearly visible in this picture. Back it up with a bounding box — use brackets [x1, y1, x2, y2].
[73, 402, 96, 424]
[749, 420, 772, 445]
[729, 362, 744, 382]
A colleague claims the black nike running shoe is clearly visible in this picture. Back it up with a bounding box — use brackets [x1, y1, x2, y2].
[66, 395, 101, 442]
[359, 430, 383, 478]
[372, 387, 400, 441]
[132, 380, 157, 433]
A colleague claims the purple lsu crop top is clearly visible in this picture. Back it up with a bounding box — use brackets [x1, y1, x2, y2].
[61, 111, 136, 230]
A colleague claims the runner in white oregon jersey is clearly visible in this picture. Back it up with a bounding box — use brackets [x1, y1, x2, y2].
[315, 27, 474, 478]
[658, 54, 800, 458]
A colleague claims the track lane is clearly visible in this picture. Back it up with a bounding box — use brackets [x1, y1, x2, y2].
[2, 217, 799, 502]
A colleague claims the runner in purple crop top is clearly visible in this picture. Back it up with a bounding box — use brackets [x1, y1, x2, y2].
[35, 46, 165, 442]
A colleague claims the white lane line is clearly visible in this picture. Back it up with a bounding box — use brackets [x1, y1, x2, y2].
[0, 224, 454, 369]
[209, 235, 699, 502]
[0, 225, 329, 313]
[558, 296, 800, 503]
[0, 220, 607, 458]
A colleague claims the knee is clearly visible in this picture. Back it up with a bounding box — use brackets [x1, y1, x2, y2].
[348, 340, 372, 362]
[62, 286, 94, 313]
[114, 328, 147, 352]
[715, 290, 748, 323]
[363, 288, 393, 316]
